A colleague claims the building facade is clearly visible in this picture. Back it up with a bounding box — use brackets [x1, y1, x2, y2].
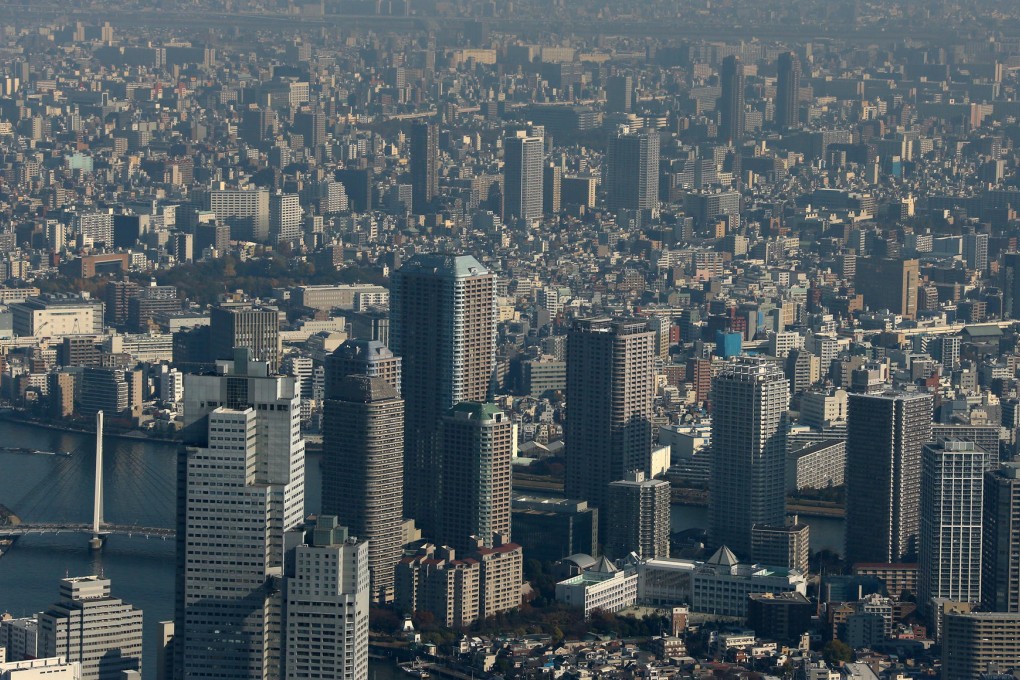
[410, 121, 438, 214]
[38, 577, 142, 680]
[284, 517, 369, 680]
[943, 610, 1020, 680]
[606, 130, 660, 213]
[710, 357, 790, 557]
[919, 439, 985, 614]
[605, 470, 670, 560]
[321, 375, 404, 603]
[845, 391, 933, 564]
[983, 463, 1020, 612]
[503, 133, 544, 224]
[437, 402, 513, 553]
[390, 254, 496, 535]
[209, 304, 281, 372]
[177, 351, 305, 680]
[565, 318, 655, 520]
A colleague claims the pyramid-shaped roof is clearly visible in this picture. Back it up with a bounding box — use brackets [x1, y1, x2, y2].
[592, 555, 620, 574]
[706, 545, 739, 567]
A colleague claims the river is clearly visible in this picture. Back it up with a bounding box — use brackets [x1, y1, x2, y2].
[0, 419, 844, 678]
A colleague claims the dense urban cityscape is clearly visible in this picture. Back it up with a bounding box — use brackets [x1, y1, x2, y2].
[3, 1, 1020, 678]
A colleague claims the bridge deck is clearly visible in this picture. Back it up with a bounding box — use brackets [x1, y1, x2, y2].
[1, 523, 175, 538]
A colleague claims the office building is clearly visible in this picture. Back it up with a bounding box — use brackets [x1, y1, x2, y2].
[511, 496, 598, 562]
[38, 576, 142, 680]
[206, 188, 270, 242]
[437, 402, 513, 553]
[605, 470, 670, 560]
[565, 318, 655, 518]
[11, 296, 104, 338]
[324, 339, 401, 396]
[209, 304, 281, 372]
[269, 193, 301, 244]
[747, 592, 813, 643]
[845, 391, 933, 564]
[855, 258, 920, 319]
[284, 517, 369, 680]
[292, 108, 325, 149]
[710, 357, 790, 557]
[775, 52, 801, 129]
[543, 164, 562, 214]
[390, 254, 496, 534]
[177, 350, 305, 680]
[0, 617, 38, 662]
[321, 375, 404, 603]
[606, 130, 660, 213]
[719, 55, 746, 144]
[503, 132, 544, 223]
[606, 74, 633, 113]
[964, 233, 989, 272]
[410, 121, 438, 213]
[752, 519, 811, 574]
[983, 463, 1020, 612]
[919, 439, 985, 614]
[943, 610, 1020, 680]
[1003, 253, 1020, 320]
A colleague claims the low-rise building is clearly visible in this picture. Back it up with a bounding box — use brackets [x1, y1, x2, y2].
[786, 439, 845, 491]
[555, 556, 639, 617]
[690, 547, 808, 618]
[943, 610, 1020, 680]
[0, 657, 81, 680]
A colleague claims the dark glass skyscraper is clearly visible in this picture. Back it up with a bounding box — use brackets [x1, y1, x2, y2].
[776, 52, 801, 129]
[606, 130, 660, 213]
[719, 55, 746, 144]
[410, 121, 438, 214]
[564, 318, 654, 521]
[321, 374, 404, 603]
[845, 391, 933, 564]
[983, 463, 1020, 612]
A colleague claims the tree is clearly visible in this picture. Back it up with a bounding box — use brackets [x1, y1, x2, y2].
[822, 639, 852, 665]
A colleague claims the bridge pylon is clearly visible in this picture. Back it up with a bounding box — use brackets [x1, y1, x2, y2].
[90, 411, 104, 551]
